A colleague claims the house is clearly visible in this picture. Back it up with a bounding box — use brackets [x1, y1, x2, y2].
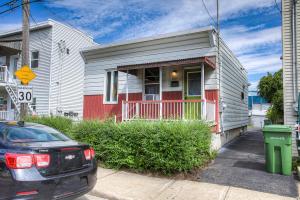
[282, 0, 300, 155]
[248, 91, 270, 128]
[0, 19, 95, 120]
[81, 27, 248, 149]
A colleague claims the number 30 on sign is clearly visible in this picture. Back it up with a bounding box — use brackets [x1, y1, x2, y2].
[18, 86, 33, 103]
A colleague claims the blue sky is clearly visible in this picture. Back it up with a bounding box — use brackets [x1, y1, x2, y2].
[0, 0, 282, 90]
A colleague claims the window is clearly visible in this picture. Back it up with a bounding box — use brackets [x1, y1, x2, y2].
[105, 71, 118, 103]
[4, 125, 70, 143]
[31, 51, 39, 68]
[144, 67, 160, 100]
[187, 71, 201, 96]
[32, 97, 36, 112]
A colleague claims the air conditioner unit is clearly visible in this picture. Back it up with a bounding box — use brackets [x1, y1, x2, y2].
[145, 94, 159, 100]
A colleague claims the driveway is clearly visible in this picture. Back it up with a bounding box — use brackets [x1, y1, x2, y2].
[198, 129, 298, 197]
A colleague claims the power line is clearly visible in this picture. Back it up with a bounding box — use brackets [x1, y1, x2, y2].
[0, 0, 18, 8]
[201, 0, 217, 27]
[28, 11, 45, 50]
[0, 0, 43, 15]
[274, 0, 282, 14]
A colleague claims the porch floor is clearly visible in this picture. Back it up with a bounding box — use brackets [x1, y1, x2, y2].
[197, 129, 298, 197]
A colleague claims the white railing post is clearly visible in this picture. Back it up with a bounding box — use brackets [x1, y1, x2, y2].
[136, 102, 140, 118]
[202, 99, 207, 120]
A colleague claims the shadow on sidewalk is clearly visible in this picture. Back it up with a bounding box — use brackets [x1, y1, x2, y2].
[198, 130, 298, 197]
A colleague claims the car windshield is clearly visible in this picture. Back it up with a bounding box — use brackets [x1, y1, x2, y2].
[5, 125, 70, 143]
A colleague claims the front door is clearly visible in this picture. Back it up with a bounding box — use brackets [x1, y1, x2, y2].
[184, 69, 202, 119]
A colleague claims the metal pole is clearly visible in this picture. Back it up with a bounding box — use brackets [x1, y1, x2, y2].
[20, 0, 30, 120]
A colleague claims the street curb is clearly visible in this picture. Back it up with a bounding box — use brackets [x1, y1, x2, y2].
[89, 190, 133, 200]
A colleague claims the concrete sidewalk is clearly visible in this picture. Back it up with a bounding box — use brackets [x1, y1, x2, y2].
[88, 168, 297, 200]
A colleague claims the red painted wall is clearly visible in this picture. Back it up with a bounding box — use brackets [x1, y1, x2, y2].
[83, 93, 142, 121]
[205, 90, 220, 132]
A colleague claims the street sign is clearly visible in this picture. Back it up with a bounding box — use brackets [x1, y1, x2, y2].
[18, 86, 33, 103]
[15, 65, 37, 85]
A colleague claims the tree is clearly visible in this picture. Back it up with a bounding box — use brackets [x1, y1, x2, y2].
[258, 69, 283, 123]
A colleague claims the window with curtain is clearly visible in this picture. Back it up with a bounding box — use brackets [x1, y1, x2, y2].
[105, 71, 118, 103]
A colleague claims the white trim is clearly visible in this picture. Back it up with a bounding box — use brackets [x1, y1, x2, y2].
[30, 50, 39, 69]
[186, 71, 202, 97]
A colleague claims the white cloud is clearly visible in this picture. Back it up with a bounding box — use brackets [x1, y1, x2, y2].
[238, 53, 282, 75]
[45, 0, 281, 76]
[222, 25, 281, 55]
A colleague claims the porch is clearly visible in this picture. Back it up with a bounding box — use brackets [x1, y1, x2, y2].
[117, 57, 218, 125]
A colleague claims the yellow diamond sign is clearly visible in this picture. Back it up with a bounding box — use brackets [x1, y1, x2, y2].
[15, 65, 37, 85]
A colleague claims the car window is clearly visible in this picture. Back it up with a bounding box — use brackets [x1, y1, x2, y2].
[5, 125, 70, 143]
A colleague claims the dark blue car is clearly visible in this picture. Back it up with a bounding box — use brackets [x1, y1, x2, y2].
[0, 121, 97, 200]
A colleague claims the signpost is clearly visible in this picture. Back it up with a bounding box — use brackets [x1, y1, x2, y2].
[15, 65, 37, 119]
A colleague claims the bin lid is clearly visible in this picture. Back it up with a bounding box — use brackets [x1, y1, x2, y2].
[263, 125, 292, 133]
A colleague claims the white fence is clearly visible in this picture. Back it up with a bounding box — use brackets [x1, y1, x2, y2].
[122, 99, 216, 123]
[0, 111, 16, 121]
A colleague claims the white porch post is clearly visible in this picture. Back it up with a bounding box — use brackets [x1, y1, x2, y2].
[125, 70, 129, 120]
[159, 67, 163, 120]
[201, 63, 206, 119]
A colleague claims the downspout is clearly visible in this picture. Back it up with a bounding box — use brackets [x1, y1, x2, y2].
[292, 0, 298, 104]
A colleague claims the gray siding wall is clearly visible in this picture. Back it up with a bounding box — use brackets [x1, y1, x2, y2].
[282, 0, 299, 126]
[49, 22, 94, 118]
[84, 31, 218, 96]
[282, 0, 300, 155]
[0, 27, 53, 115]
[219, 39, 248, 131]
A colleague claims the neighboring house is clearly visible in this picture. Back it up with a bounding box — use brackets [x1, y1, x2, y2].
[248, 91, 270, 128]
[81, 27, 248, 149]
[282, 0, 300, 154]
[0, 19, 95, 120]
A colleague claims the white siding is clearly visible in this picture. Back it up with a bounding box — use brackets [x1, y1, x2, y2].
[220, 39, 248, 131]
[282, 0, 300, 155]
[84, 31, 217, 95]
[282, 0, 299, 126]
[49, 22, 94, 118]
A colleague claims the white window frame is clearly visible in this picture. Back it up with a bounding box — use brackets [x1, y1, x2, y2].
[186, 71, 202, 97]
[143, 67, 160, 100]
[104, 70, 118, 104]
[30, 50, 39, 68]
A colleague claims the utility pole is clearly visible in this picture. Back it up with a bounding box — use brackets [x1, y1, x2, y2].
[20, 0, 30, 120]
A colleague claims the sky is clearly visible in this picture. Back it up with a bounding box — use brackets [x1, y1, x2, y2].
[0, 0, 282, 91]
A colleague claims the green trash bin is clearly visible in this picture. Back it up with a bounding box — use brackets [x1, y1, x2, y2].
[262, 125, 292, 176]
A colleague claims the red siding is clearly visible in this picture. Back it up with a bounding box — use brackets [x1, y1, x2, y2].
[162, 91, 182, 100]
[83, 93, 142, 121]
[205, 90, 219, 132]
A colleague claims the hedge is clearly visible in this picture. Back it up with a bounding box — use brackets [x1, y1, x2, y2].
[26, 117, 214, 174]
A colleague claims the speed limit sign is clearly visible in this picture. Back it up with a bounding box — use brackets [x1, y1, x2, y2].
[18, 86, 33, 103]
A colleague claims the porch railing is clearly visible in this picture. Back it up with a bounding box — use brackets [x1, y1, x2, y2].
[0, 65, 16, 84]
[0, 111, 16, 121]
[122, 99, 216, 123]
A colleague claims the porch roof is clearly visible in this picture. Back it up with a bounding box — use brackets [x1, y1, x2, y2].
[0, 44, 21, 56]
[117, 56, 216, 72]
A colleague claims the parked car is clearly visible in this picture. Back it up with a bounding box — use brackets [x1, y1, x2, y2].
[0, 121, 97, 200]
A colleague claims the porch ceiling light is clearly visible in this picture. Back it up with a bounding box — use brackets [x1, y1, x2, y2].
[171, 70, 178, 79]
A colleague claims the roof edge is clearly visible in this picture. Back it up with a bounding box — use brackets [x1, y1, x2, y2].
[81, 26, 215, 53]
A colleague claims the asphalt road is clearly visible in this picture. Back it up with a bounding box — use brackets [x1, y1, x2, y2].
[198, 130, 298, 197]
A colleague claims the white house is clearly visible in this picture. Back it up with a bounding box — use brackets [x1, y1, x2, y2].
[0, 19, 95, 119]
[81, 27, 248, 149]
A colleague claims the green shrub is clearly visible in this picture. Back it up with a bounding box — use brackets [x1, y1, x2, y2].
[71, 120, 213, 174]
[25, 116, 73, 136]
